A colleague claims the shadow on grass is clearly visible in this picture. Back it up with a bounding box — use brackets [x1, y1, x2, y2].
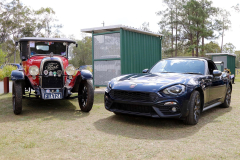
[0, 94, 90, 123]
[93, 106, 232, 140]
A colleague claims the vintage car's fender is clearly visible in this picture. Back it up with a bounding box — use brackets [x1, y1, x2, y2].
[11, 70, 25, 81]
[80, 70, 93, 80]
[71, 70, 93, 92]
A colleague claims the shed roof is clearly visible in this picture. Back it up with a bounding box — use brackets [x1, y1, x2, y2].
[206, 53, 236, 57]
[81, 24, 162, 37]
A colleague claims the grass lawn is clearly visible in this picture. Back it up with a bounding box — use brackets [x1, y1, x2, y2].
[0, 84, 240, 159]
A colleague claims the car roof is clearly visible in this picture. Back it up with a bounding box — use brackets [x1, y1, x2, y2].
[18, 37, 76, 43]
[164, 57, 210, 61]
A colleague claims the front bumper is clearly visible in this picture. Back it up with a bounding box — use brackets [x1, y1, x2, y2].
[104, 90, 190, 118]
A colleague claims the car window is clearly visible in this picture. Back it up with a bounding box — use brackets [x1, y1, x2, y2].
[30, 41, 67, 56]
[207, 60, 217, 75]
[150, 59, 205, 75]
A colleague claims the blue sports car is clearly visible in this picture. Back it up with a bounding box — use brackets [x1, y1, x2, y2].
[104, 57, 232, 125]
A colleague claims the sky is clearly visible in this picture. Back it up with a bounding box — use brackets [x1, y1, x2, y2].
[20, 0, 240, 50]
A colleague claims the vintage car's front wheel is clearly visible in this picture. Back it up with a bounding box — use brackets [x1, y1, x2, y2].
[12, 81, 23, 115]
[184, 90, 201, 125]
[220, 85, 231, 108]
[78, 80, 94, 112]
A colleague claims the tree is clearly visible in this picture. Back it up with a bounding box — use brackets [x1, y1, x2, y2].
[222, 43, 235, 53]
[181, 0, 217, 57]
[156, 0, 185, 57]
[204, 41, 221, 53]
[215, 9, 231, 52]
[0, 46, 7, 65]
[69, 36, 92, 67]
[0, 0, 62, 63]
[140, 22, 150, 31]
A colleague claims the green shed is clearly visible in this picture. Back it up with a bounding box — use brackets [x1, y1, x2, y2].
[81, 25, 162, 87]
[206, 53, 236, 75]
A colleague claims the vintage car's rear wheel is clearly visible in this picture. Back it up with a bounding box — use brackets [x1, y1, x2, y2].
[220, 85, 231, 108]
[12, 81, 23, 115]
[78, 80, 94, 112]
[184, 91, 201, 125]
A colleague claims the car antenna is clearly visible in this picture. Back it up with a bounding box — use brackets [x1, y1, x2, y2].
[50, 52, 53, 57]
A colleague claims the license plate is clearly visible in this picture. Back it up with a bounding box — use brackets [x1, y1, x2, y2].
[44, 93, 62, 99]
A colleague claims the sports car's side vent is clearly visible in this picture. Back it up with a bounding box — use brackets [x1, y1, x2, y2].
[109, 90, 159, 102]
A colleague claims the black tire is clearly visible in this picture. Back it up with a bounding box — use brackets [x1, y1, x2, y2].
[184, 91, 201, 125]
[78, 80, 94, 112]
[114, 112, 122, 115]
[12, 81, 23, 115]
[220, 85, 231, 108]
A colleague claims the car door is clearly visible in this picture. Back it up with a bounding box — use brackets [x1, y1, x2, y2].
[207, 60, 226, 103]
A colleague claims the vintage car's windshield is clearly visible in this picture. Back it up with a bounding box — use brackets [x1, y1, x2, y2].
[29, 41, 67, 56]
[150, 59, 205, 75]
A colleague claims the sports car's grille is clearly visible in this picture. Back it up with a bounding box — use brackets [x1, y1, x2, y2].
[110, 103, 181, 116]
[42, 61, 63, 88]
[109, 90, 159, 102]
[111, 103, 155, 114]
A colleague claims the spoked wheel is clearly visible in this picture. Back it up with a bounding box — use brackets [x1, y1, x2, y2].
[220, 85, 231, 108]
[78, 80, 94, 112]
[12, 81, 23, 115]
[184, 91, 201, 125]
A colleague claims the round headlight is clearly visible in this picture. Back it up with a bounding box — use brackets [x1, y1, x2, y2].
[66, 65, 75, 75]
[29, 65, 39, 76]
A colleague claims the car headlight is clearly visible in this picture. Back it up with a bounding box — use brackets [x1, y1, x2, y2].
[66, 65, 75, 75]
[29, 65, 39, 76]
[163, 84, 185, 95]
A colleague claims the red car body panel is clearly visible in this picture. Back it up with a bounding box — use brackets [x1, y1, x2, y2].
[22, 55, 80, 88]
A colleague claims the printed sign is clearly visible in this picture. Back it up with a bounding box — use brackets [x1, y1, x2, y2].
[30, 41, 35, 48]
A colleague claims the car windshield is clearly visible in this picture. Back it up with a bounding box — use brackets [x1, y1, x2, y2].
[150, 59, 205, 75]
[29, 41, 67, 56]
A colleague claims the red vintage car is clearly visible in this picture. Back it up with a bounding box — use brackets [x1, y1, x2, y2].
[11, 37, 94, 115]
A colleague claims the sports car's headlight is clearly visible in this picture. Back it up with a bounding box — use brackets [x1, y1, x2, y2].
[66, 65, 75, 75]
[29, 65, 39, 76]
[163, 84, 185, 95]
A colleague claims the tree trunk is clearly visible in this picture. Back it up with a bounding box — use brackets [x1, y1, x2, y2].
[221, 18, 224, 53]
[172, 27, 173, 57]
[175, 7, 178, 57]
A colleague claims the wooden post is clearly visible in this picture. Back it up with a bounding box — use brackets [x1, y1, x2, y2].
[3, 77, 9, 94]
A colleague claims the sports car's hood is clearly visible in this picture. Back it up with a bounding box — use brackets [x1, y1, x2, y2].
[109, 73, 202, 92]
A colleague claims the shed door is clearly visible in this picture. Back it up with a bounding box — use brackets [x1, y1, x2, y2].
[93, 33, 121, 86]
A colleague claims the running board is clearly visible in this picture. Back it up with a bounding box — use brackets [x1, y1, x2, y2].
[203, 102, 222, 112]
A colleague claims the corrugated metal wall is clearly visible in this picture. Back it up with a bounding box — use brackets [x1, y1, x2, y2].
[120, 29, 161, 74]
[227, 55, 235, 75]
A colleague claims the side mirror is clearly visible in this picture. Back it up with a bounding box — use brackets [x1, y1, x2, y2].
[213, 70, 222, 77]
[15, 41, 18, 46]
[142, 69, 149, 73]
[76, 43, 78, 47]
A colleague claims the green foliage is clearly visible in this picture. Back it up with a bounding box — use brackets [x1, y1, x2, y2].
[205, 41, 221, 53]
[222, 43, 236, 53]
[0, 70, 4, 81]
[0, 65, 17, 80]
[0, 48, 7, 65]
[86, 66, 93, 73]
[69, 36, 92, 68]
[157, 0, 221, 57]
[0, 0, 62, 63]
[235, 50, 240, 68]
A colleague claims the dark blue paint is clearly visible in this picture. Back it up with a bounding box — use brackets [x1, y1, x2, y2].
[11, 70, 25, 81]
[80, 70, 93, 80]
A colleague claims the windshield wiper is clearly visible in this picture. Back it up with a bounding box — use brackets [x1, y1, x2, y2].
[183, 72, 202, 75]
